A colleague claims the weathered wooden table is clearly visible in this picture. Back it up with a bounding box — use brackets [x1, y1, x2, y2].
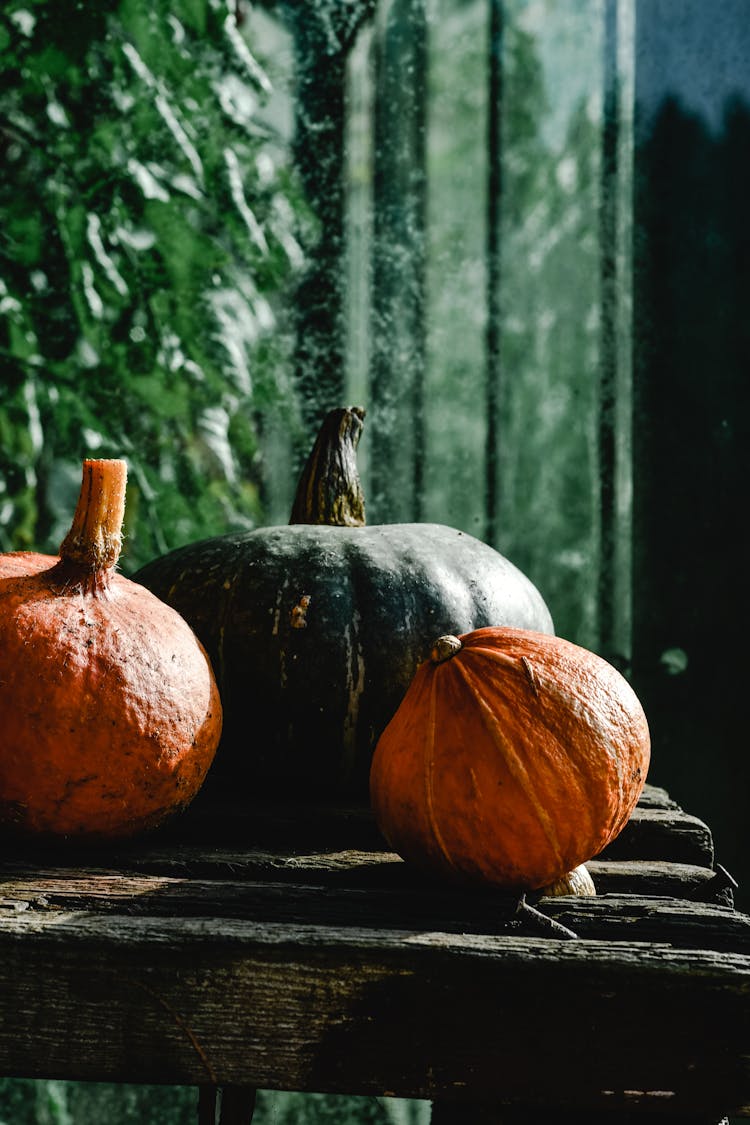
[0, 784, 748, 1125]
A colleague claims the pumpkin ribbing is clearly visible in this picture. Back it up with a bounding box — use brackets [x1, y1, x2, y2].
[370, 626, 650, 890]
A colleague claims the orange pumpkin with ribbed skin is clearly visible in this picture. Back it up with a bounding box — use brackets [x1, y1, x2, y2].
[0, 552, 52, 580]
[369, 627, 650, 891]
[0, 459, 222, 841]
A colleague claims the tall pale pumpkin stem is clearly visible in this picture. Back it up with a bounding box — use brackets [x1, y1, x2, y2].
[56, 459, 128, 591]
[289, 406, 366, 527]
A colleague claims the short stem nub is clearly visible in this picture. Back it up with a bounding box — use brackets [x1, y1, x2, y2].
[58, 459, 127, 574]
[430, 635, 463, 664]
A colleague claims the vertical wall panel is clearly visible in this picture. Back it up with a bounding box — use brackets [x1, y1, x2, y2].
[492, 0, 629, 651]
[368, 0, 428, 523]
[631, 0, 750, 901]
[348, 0, 637, 657]
[290, 9, 349, 432]
[421, 0, 489, 538]
[344, 21, 376, 450]
[485, 0, 504, 546]
[598, 0, 635, 671]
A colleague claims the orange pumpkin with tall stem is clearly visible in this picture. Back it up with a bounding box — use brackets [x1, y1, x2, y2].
[0, 459, 222, 840]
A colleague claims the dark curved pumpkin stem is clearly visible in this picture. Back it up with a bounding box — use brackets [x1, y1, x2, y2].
[289, 407, 366, 527]
[516, 894, 579, 940]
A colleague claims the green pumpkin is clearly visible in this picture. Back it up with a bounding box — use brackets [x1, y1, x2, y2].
[134, 408, 554, 801]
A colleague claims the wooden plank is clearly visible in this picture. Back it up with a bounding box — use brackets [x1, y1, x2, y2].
[0, 868, 521, 934]
[539, 893, 750, 953]
[633, 783, 677, 809]
[430, 1103, 730, 1125]
[72, 781, 704, 859]
[598, 807, 714, 866]
[587, 858, 730, 901]
[1, 805, 713, 873]
[0, 784, 717, 892]
[0, 844, 719, 896]
[0, 785, 719, 886]
[0, 911, 747, 1115]
[0, 865, 742, 950]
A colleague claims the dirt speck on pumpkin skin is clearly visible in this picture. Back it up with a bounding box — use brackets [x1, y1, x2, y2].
[290, 594, 312, 629]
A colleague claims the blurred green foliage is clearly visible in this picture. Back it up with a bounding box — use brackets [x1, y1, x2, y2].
[0, 1080, 430, 1124]
[0, 0, 309, 571]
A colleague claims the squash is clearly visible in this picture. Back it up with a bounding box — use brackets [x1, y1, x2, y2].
[134, 407, 554, 801]
[0, 459, 222, 840]
[369, 627, 650, 890]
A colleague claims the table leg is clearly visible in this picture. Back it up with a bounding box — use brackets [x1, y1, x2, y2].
[198, 1085, 217, 1125]
[198, 1085, 257, 1124]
